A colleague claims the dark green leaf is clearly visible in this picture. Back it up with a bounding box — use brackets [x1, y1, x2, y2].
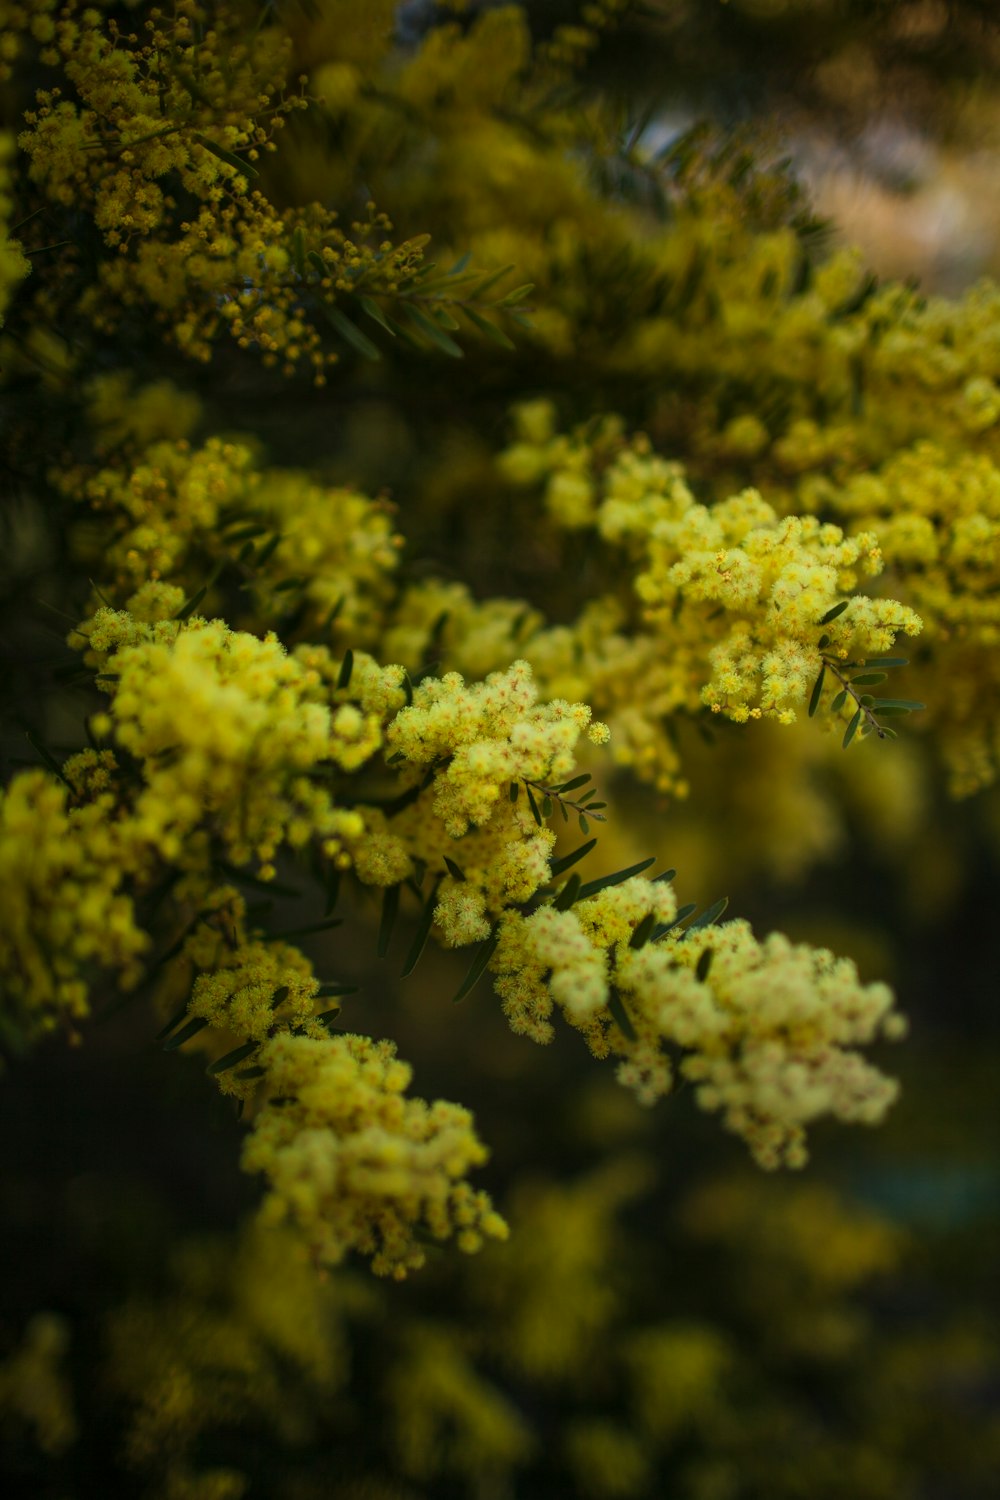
[509, 781, 520, 803]
[843, 708, 862, 748]
[337, 649, 354, 690]
[578, 813, 590, 834]
[324, 303, 382, 361]
[654, 868, 676, 884]
[401, 879, 442, 978]
[270, 919, 343, 940]
[461, 304, 516, 349]
[687, 897, 729, 931]
[872, 699, 925, 711]
[607, 988, 637, 1043]
[553, 873, 582, 911]
[378, 884, 400, 958]
[808, 666, 825, 718]
[206, 1041, 259, 1076]
[850, 673, 888, 686]
[452, 928, 499, 1003]
[316, 982, 358, 998]
[577, 858, 656, 901]
[162, 1016, 209, 1052]
[541, 795, 553, 818]
[695, 947, 714, 982]
[192, 133, 258, 178]
[549, 838, 597, 878]
[552, 773, 592, 794]
[235, 1065, 266, 1081]
[831, 689, 848, 712]
[444, 857, 466, 882]
[525, 783, 543, 826]
[818, 600, 849, 625]
[653, 903, 697, 940]
[629, 911, 657, 950]
[403, 304, 464, 357]
[155, 1001, 192, 1042]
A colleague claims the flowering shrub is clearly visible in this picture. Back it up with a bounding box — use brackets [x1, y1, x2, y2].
[2, 2, 998, 1495]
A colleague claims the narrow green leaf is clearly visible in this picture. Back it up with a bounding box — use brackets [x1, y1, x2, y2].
[695, 947, 714, 982]
[851, 673, 888, 686]
[174, 585, 206, 621]
[24, 729, 71, 788]
[255, 533, 282, 568]
[653, 903, 697, 940]
[607, 988, 637, 1043]
[498, 283, 534, 306]
[316, 982, 358, 998]
[378, 884, 400, 958]
[444, 857, 466, 883]
[155, 1001, 192, 1043]
[817, 634, 830, 650]
[525, 783, 543, 826]
[552, 773, 592, 794]
[843, 708, 862, 748]
[316, 1008, 342, 1030]
[270, 987, 290, 1011]
[541, 794, 553, 818]
[629, 911, 657, 950]
[818, 600, 849, 625]
[192, 133, 258, 178]
[355, 292, 395, 334]
[469, 264, 515, 298]
[452, 928, 499, 1003]
[577, 858, 656, 901]
[401, 879, 442, 978]
[873, 704, 918, 717]
[215, 861, 302, 898]
[337, 649, 354, 690]
[404, 303, 464, 357]
[207, 1040, 259, 1076]
[578, 813, 590, 834]
[324, 303, 382, 361]
[162, 1016, 209, 1052]
[687, 896, 729, 931]
[324, 868, 340, 917]
[235, 1065, 266, 1080]
[462, 304, 515, 349]
[872, 699, 925, 711]
[549, 838, 597, 878]
[553, 873, 582, 911]
[831, 689, 848, 712]
[654, 868, 676, 884]
[808, 666, 825, 718]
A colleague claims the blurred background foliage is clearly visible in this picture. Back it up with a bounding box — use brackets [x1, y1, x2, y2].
[2, 0, 999, 1496]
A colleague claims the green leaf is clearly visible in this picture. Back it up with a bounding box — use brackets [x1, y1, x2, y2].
[269, 919, 343, 940]
[687, 897, 729, 931]
[401, 879, 442, 978]
[269, 987, 290, 1011]
[607, 988, 637, 1043]
[549, 838, 597, 878]
[24, 729, 70, 788]
[577, 858, 656, 901]
[357, 295, 396, 336]
[378, 884, 400, 958]
[469, 264, 515, 298]
[461, 304, 516, 349]
[654, 868, 676, 884]
[850, 673, 888, 686]
[818, 600, 849, 625]
[192, 133, 258, 178]
[541, 794, 553, 818]
[307, 250, 327, 275]
[831, 689, 848, 712]
[255, 533, 282, 568]
[235, 1065, 266, 1081]
[206, 1040, 259, 1076]
[162, 1016, 209, 1052]
[509, 781, 519, 803]
[215, 861, 301, 898]
[525, 783, 543, 827]
[629, 911, 657, 950]
[653, 903, 697, 940]
[444, 857, 466, 882]
[873, 704, 918, 717]
[552, 773, 592, 794]
[452, 928, 499, 1003]
[403, 304, 464, 357]
[323, 303, 382, 361]
[808, 666, 825, 718]
[578, 813, 590, 834]
[337, 649, 354, 690]
[498, 283, 534, 306]
[843, 708, 862, 748]
[695, 947, 714, 982]
[316, 982, 358, 998]
[155, 1001, 193, 1043]
[553, 873, 582, 911]
[872, 699, 925, 711]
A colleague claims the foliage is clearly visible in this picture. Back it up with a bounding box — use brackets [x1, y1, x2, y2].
[1, 1, 998, 1496]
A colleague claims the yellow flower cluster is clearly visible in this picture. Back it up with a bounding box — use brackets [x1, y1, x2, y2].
[242, 1032, 508, 1277]
[806, 441, 1000, 792]
[0, 769, 146, 1043]
[497, 405, 922, 788]
[66, 437, 402, 645]
[386, 658, 609, 837]
[10, 2, 428, 378]
[493, 876, 903, 1168]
